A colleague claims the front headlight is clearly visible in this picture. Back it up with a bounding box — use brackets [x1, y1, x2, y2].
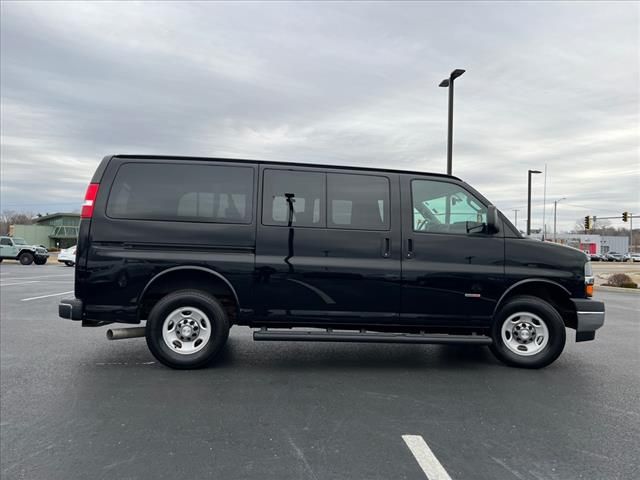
[584, 261, 594, 297]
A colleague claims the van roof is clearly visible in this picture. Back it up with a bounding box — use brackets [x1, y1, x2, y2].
[111, 154, 462, 181]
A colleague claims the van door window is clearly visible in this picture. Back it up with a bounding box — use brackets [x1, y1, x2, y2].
[327, 173, 390, 230]
[262, 170, 325, 227]
[412, 179, 488, 235]
[106, 163, 254, 224]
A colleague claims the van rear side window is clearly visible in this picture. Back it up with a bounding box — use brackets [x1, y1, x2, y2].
[328, 173, 389, 230]
[262, 170, 325, 227]
[107, 163, 254, 224]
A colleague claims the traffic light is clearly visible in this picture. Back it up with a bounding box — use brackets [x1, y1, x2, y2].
[584, 216, 591, 230]
[622, 211, 629, 222]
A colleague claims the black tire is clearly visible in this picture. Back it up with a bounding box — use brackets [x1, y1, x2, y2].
[145, 290, 230, 369]
[64, 261, 75, 267]
[489, 295, 566, 369]
[19, 252, 34, 265]
[34, 257, 47, 265]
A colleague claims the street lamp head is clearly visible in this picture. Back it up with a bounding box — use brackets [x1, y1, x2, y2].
[450, 69, 466, 80]
[529, 169, 542, 174]
[439, 79, 450, 87]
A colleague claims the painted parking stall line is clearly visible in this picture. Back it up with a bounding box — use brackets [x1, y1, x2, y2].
[0, 280, 41, 287]
[1, 274, 74, 281]
[21, 290, 74, 302]
[402, 435, 452, 480]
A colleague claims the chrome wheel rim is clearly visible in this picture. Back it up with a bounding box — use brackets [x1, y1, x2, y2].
[501, 312, 549, 356]
[162, 306, 212, 355]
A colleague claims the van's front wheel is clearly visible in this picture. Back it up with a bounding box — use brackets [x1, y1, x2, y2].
[145, 290, 230, 369]
[490, 295, 566, 369]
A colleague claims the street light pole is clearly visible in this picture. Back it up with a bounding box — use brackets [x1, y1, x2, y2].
[527, 169, 542, 236]
[513, 209, 519, 230]
[439, 69, 465, 175]
[553, 197, 566, 243]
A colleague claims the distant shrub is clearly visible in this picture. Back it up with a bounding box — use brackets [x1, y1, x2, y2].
[605, 273, 637, 288]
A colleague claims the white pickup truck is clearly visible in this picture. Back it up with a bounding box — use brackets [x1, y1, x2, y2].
[0, 236, 50, 265]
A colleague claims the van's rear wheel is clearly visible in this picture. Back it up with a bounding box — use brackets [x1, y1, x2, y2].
[19, 252, 34, 265]
[490, 295, 566, 369]
[145, 290, 229, 369]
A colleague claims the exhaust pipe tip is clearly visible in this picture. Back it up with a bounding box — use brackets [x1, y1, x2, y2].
[106, 327, 146, 340]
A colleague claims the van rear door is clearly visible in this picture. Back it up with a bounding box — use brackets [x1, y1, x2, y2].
[253, 165, 402, 324]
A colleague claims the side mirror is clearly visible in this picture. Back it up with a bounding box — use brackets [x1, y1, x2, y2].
[487, 206, 500, 234]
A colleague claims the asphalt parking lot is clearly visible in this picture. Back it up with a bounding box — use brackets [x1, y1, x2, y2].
[1, 262, 639, 480]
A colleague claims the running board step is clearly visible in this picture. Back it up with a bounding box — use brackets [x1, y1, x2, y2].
[253, 329, 492, 345]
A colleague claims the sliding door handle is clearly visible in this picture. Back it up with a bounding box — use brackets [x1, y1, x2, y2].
[381, 237, 390, 258]
[406, 238, 414, 258]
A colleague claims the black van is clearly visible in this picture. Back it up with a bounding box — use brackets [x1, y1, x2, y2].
[59, 155, 604, 369]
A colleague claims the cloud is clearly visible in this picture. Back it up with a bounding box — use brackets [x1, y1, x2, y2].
[1, 1, 638, 231]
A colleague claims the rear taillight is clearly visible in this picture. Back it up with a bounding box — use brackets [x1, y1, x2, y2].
[81, 183, 99, 218]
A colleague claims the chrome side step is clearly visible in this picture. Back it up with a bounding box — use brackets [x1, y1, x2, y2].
[253, 328, 492, 345]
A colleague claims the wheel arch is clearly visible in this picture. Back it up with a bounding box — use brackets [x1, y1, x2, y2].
[138, 266, 240, 323]
[493, 279, 577, 329]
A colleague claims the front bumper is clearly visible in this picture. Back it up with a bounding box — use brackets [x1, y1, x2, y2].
[571, 298, 605, 342]
[59, 298, 83, 320]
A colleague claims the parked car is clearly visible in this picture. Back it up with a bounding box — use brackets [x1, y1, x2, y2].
[58, 245, 77, 266]
[623, 252, 640, 262]
[0, 236, 49, 265]
[589, 253, 603, 262]
[604, 252, 623, 262]
[59, 154, 605, 370]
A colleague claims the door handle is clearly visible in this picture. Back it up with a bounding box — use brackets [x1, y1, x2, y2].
[382, 237, 390, 258]
[407, 238, 414, 258]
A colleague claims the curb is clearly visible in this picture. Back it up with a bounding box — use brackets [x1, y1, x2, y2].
[596, 285, 640, 294]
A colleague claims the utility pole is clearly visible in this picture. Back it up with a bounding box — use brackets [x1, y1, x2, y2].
[542, 164, 547, 240]
[622, 211, 634, 252]
[553, 197, 566, 243]
[630, 213, 634, 253]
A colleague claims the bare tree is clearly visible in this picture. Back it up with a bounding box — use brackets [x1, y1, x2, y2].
[592, 218, 611, 232]
[571, 217, 588, 233]
[0, 210, 34, 235]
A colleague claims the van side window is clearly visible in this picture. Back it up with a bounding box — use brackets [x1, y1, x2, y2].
[328, 173, 389, 230]
[262, 170, 325, 227]
[412, 179, 488, 235]
[107, 163, 254, 224]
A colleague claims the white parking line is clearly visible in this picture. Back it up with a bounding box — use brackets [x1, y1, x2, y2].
[402, 435, 452, 480]
[21, 291, 74, 302]
[2, 274, 73, 281]
[0, 281, 41, 287]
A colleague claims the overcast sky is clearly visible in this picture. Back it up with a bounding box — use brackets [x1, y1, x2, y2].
[1, 1, 638, 232]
